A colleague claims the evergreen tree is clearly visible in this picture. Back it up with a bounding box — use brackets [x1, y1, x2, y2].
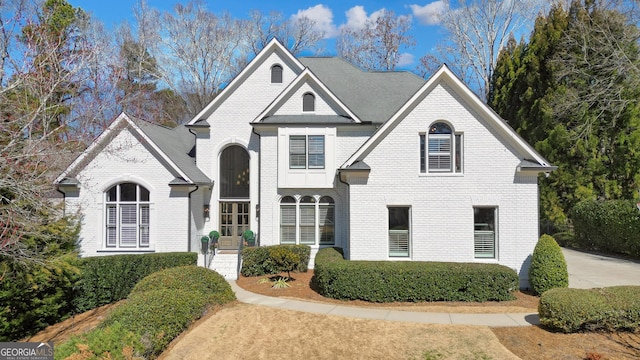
[489, 1, 640, 227]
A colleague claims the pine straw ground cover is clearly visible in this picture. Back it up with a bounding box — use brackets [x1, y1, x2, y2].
[28, 270, 640, 359]
[236, 271, 640, 360]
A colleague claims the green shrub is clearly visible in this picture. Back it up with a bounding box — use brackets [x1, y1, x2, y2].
[130, 265, 235, 305]
[572, 200, 640, 258]
[241, 245, 310, 276]
[269, 246, 300, 280]
[99, 266, 235, 358]
[0, 255, 79, 341]
[54, 321, 143, 360]
[73, 252, 196, 312]
[529, 234, 569, 295]
[0, 215, 80, 341]
[313, 247, 518, 302]
[539, 286, 640, 333]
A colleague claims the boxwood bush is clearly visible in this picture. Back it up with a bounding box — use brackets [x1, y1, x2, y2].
[130, 265, 235, 305]
[73, 252, 197, 312]
[572, 199, 640, 258]
[529, 234, 569, 295]
[61, 266, 235, 359]
[241, 245, 310, 276]
[313, 247, 519, 302]
[539, 286, 640, 333]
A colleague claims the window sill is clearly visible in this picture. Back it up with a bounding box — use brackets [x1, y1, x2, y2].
[98, 249, 156, 253]
[418, 172, 464, 177]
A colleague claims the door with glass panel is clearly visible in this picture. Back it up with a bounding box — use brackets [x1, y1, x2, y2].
[218, 145, 250, 250]
[219, 202, 250, 250]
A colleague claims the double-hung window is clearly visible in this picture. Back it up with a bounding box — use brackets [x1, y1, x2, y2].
[289, 135, 325, 169]
[105, 183, 150, 249]
[474, 207, 497, 258]
[420, 122, 463, 173]
[388, 207, 410, 257]
[279, 195, 335, 245]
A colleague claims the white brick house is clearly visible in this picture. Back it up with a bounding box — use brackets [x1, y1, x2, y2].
[56, 39, 554, 286]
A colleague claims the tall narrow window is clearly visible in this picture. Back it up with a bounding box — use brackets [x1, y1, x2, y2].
[388, 207, 410, 257]
[299, 196, 316, 244]
[308, 135, 325, 168]
[303, 92, 315, 112]
[271, 64, 283, 83]
[474, 207, 497, 258]
[105, 183, 150, 249]
[423, 122, 463, 173]
[280, 196, 296, 244]
[319, 196, 335, 245]
[289, 136, 306, 169]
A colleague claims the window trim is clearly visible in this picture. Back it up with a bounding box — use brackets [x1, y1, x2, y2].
[279, 195, 336, 246]
[420, 122, 463, 174]
[473, 206, 498, 259]
[104, 183, 151, 249]
[288, 135, 325, 170]
[388, 206, 411, 258]
[303, 92, 315, 112]
[271, 64, 283, 83]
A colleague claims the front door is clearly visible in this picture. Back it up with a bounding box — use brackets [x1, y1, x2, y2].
[219, 202, 250, 250]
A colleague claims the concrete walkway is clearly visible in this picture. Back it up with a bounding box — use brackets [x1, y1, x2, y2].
[228, 281, 539, 327]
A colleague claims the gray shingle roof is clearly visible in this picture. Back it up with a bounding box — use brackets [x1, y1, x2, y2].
[300, 57, 425, 124]
[129, 116, 211, 185]
[259, 115, 354, 124]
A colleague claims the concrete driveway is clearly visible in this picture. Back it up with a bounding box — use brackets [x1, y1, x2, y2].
[562, 248, 640, 288]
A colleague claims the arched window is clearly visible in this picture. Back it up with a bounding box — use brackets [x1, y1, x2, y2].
[279, 195, 336, 245]
[420, 122, 463, 173]
[303, 92, 315, 112]
[271, 64, 283, 83]
[105, 182, 150, 248]
[280, 196, 296, 244]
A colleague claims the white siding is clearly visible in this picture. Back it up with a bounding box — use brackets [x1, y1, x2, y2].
[348, 82, 539, 287]
[65, 128, 191, 257]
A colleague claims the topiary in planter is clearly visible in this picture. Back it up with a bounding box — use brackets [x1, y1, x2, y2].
[529, 234, 569, 295]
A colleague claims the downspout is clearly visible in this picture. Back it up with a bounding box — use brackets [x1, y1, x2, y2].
[338, 172, 350, 260]
[252, 126, 261, 246]
[55, 186, 66, 216]
[187, 185, 199, 252]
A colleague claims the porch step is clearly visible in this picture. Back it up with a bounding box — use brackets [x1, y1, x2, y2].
[208, 252, 241, 280]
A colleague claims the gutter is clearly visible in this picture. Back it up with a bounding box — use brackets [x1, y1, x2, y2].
[187, 185, 199, 252]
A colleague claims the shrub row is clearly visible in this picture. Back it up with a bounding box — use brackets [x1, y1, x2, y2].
[572, 200, 640, 258]
[73, 252, 197, 312]
[539, 286, 640, 333]
[313, 247, 519, 302]
[56, 266, 235, 359]
[240, 245, 310, 276]
[529, 234, 569, 295]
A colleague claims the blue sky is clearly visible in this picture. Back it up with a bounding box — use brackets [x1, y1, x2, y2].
[68, 0, 448, 69]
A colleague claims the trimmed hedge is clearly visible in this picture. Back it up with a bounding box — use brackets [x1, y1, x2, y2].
[539, 286, 640, 333]
[529, 234, 569, 295]
[73, 252, 197, 312]
[572, 200, 640, 258]
[60, 266, 235, 359]
[241, 245, 310, 276]
[313, 247, 519, 302]
[130, 265, 235, 304]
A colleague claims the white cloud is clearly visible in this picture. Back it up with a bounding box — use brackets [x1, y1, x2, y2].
[409, 1, 446, 26]
[397, 53, 415, 67]
[344, 6, 386, 30]
[291, 4, 339, 39]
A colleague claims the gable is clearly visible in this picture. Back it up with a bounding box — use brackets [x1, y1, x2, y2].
[342, 65, 554, 172]
[57, 113, 210, 186]
[188, 39, 305, 125]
